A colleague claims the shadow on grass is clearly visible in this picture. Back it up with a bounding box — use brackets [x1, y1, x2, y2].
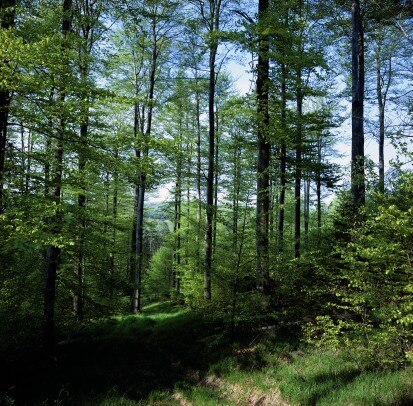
[278, 358, 413, 406]
[2, 302, 230, 405]
[305, 369, 364, 405]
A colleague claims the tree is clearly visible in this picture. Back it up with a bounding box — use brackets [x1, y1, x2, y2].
[43, 0, 74, 353]
[351, 0, 365, 205]
[72, 0, 105, 322]
[0, 0, 16, 213]
[256, 0, 270, 291]
[120, 0, 179, 313]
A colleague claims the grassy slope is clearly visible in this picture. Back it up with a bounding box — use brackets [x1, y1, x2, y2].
[2, 302, 412, 405]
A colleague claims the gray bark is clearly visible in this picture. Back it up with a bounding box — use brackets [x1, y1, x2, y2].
[256, 0, 270, 292]
[351, 0, 365, 205]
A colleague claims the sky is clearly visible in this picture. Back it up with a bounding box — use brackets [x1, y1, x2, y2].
[147, 53, 411, 206]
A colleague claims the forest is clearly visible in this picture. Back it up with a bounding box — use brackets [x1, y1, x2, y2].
[1, 0, 413, 404]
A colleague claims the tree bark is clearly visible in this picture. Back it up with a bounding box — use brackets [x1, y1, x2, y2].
[173, 115, 182, 294]
[109, 149, 118, 296]
[132, 20, 157, 313]
[212, 110, 219, 257]
[278, 62, 287, 253]
[295, 87, 303, 259]
[204, 0, 221, 301]
[0, 0, 16, 213]
[43, 0, 73, 353]
[195, 81, 202, 271]
[316, 135, 322, 233]
[256, 0, 270, 292]
[351, 0, 365, 205]
[375, 34, 392, 194]
[304, 176, 310, 246]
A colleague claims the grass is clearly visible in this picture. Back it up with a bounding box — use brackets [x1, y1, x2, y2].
[2, 302, 412, 405]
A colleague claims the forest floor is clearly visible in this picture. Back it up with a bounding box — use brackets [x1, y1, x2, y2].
[2, 301, 413, 405]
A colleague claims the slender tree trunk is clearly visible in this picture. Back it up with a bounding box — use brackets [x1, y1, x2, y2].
[231, 183, 249, 336]
[0, 0, 16, 213]
[256, 0, 270, 292]
[20, 124, 25, 194]
[351, 0, 365, 205]
[269, 146, 276, 244]
[109, 149, 118, 295]
[44, 89, 55, 198]
[75, 131, 87, 322]
[232, 145, 240, 254]
[316, 136, 322, 233]
[185, 121, 191, 267]
[212, 111, 219, 257]
[43, 0, 73, 353]
[294, 0, 304, 260]
[74, 1, 95, 322]
[304, 176, 310, 246]
[295, 86, 303, 259]
[195, 82, 202, 271]
[278, 62, 287, 253]
[133, 179, 145, 313]
[173, 118, 182, 294]
[26, 129, 32, 194]
[375, 36, 391, 194]
[377, 87, 385, 193]
[75, 101, 88, 323]
[204, 3, 220, 301]
[132, 27, 157, 313]
[231, 141, 239, 326]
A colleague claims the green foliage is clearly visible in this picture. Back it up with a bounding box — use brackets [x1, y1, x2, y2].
[304, 180, 413, 368]
[145, 245, 173, 299]
[337, 201, 413, 366]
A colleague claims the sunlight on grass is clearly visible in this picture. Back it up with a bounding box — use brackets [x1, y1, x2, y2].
[169, 341, 413, 406]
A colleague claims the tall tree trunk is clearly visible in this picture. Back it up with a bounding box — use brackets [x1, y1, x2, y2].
[132, 29, 157, 313]
[0, 0, 16, 213]
[212, 110, 219, 257]
[304, 176, 310, 246]
[44, 89, 55, 197]
[173, 118, 182, 294]
[294, 0, 304, 260]
[75, 116, 88, 322]
[43, 0, 73, 353]
[278, 62, 287, 253]
[295, 86, 303, 259]
[351, 0, 365, 205]
[20, 124, 25, 194]
[256, 0, 270, 292]
[375, 34, 391, 194]
[109, 149, 118, 296]
[26, 129, 32, 194]
[185, 120, 191, 268]
[75, 82, 89, 322]
[316, 135, 322, 234]
[204, 0, 221, 301]
[74, 0, 95, 322]
[195, 80, 202, 272]
[133, 179, 145, 313]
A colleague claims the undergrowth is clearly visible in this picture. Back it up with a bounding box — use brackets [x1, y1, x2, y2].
[1, 301, 412, 405]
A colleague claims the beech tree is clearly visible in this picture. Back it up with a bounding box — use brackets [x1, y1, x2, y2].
[43, 0, 74, 353]
[119, 0, 179, 313]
